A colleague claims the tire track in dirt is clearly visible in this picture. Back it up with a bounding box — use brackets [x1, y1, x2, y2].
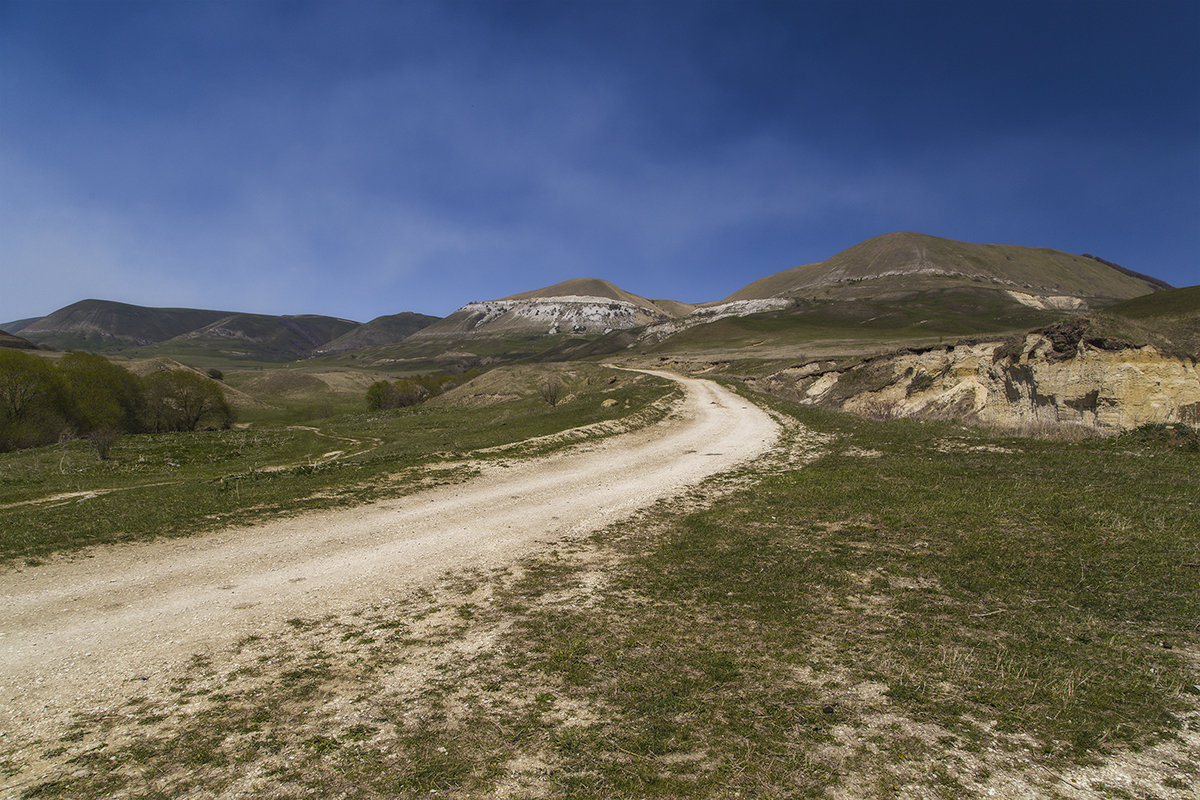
[0, 371, 778, 751]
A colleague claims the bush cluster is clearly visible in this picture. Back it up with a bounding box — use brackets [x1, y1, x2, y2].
[365, 370, 481, 411]
[0, 350, 233, 455]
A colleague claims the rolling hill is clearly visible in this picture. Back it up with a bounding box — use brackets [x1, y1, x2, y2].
[1093, 285, 1200, 357]
[10, 301, 434, 364]
[723, 232, 1167, 306]
[329, 278, 690, 369]
[1103, 284, 1200, 319]
[7, 233, 1176, 369]
[16, 300, 230, 352]
[141, 312, 361, 362]
[314, 312, 440, 354]
[0, 317, 41, 334]
[621, 232, 1174, 361]
[0, 329, 37, 350]
[15, 300, 365, 363]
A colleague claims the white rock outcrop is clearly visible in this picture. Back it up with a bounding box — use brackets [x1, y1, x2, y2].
[414, 295, 671, 337]
[637, 298, 794, 343]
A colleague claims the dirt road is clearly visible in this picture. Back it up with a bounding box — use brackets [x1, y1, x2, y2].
[0, 371, 778, 749]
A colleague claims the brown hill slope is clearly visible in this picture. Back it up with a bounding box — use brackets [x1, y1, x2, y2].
[724, 232, 1168, 306]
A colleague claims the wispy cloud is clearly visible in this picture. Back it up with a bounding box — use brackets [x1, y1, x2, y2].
[2, 0, 1196, 324]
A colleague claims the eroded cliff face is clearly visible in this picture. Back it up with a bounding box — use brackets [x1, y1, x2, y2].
[757, 329, 1200, 432]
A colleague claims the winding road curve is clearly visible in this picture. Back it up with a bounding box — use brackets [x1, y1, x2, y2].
[0, 371, 778, 755]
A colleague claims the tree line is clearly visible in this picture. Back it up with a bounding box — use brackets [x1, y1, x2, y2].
[365, 370, 482, 410]
[0, 349, 232, 456]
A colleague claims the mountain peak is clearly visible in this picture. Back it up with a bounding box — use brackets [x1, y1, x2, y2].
[504, 278, 652, 308]
[723, 232, 1168, 305]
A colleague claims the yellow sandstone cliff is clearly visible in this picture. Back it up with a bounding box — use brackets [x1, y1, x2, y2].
[760, 328, 1200, 432]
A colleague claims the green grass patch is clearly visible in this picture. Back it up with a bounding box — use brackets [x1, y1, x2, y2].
[645, 286, 1061, 363]
[0, 364, 675, 563]
[12, 388, 1197, 799]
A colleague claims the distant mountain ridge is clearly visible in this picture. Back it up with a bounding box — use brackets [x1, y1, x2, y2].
[0, 317, 41, 334]
[399, 234, 1171, 357]
[17, 300, 230, 351]
[12, 300, 435, 363]
[9, 233, 1175, 364]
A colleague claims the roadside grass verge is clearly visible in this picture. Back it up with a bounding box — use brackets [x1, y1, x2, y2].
[11, 392, 1198, 799]
[0, 364, 675, 564]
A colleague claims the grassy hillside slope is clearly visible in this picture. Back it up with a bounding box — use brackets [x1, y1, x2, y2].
[17, 392, 1197, 799]
[0, 329, 37, 349]
[315, 312, 441, 354]
[1093, 285, 1200, 357]
[18, 299, 229, 352]
[645, 285, 1062, 364]
[137, 313, 360, 362]
[724, 232, 1168, 305]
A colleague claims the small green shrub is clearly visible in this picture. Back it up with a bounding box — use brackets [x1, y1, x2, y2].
[366, 370, 482, 410]
[1118, 422, 1200, 451]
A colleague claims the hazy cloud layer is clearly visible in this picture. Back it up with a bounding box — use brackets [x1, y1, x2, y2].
[2, 0, 1196, 323]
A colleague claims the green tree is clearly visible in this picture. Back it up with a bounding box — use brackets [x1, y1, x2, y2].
[366, 380, 399, 411]
[0, 349, 70, 451]
[366, 378, 430, 410]
[392, 379, 429, 407]
[145, 370, 233, 432]
[57, 352, 147, 435]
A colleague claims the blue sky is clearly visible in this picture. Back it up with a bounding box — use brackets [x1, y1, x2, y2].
[2, 0, 1197, 323]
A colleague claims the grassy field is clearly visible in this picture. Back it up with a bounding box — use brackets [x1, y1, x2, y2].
[13, 384, 1197, 799]
[0, 363, 676, 565]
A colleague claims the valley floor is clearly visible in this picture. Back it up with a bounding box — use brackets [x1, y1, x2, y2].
[0, 371, 780, 795]
[2, 373, 1196, 800]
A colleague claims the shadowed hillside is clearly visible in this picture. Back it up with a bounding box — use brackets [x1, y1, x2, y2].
[17, 300, 229, 352]
[0, 329, 37, 349]
[15, 300, 366, 364]
[0, 317, 40, 334]
[141, 313, 360, 362]
[314, 312, 440, 354]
